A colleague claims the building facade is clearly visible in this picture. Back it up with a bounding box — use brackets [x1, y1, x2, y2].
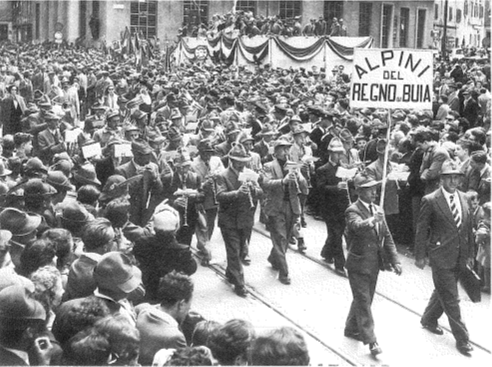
[15, 1, 436, 49]
[433, 0, 487, 49]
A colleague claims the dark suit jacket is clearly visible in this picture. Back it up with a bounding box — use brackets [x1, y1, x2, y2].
[345, 200, 400, 275]
[415, 188, 474, 269]
[462, 98, 479, 126]
[310, 126, 332, 164]
[216, 167, 262, 229]
[37, 128, 65, 164]
[115, 160, 162, 225]
[315, 160, 349, 221]
[407, 147, 425, 197]
[420, 144, 450, 194]
[1, 95, 26, 135]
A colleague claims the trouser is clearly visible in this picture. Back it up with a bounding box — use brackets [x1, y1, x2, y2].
[345, 270, 379, 344]
[195, 207, 218, 261]
[176, 204, 198, 247]
[220, 227, 252, 287]
[266, 201, 298, 278]
[420, 265, 469, 344]
[412, 195, 423, 240]
[321, 216, 346, 269]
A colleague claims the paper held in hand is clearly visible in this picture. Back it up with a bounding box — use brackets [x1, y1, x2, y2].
[114, 143, 133, 158]
[301, 156, 320, 164]
[335, 166, 357, 180]
[238, 171, 259, 183]
[64, 128, 82, 143]
[387, 171, 410, 181]
[284, 162, 304, 172]
[82, 142, 102, 159]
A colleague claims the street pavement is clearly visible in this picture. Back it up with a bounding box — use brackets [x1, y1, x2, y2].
[190, 211, 491, 366]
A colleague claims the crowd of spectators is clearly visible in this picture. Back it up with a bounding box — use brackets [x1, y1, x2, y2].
[178, 11, 347, 39]
[0, 35, 490, 365]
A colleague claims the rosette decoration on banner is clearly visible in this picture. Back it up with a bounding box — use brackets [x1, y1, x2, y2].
[173, 35, 373, 71]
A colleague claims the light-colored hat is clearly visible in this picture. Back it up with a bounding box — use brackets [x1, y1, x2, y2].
[153, 205, 180, 233]
[327, 137, 345, 153]
[354, 173, 381, 189]
[228, 143, 252, 162]
[440, 159, 463, 175]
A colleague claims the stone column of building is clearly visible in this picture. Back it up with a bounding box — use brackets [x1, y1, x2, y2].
[65, 0, 80, 43]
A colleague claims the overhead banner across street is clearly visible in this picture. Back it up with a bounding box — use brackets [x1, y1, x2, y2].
[350, 48, 434, 110]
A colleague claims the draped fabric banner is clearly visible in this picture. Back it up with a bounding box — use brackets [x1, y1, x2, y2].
[173, 36, 373, 71]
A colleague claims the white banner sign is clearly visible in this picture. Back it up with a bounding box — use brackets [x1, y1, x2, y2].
[350, 49, 433, 109]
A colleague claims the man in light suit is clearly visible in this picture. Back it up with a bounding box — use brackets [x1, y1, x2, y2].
[191, 139, 225, 265]
[261, 137, 309, 285]
[415, 159, 475, 356]
[344, 173, 402, 356]
[216, 143, 262, 297]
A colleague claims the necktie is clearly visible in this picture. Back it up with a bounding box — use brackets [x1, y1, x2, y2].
[450, 195, 461, 228]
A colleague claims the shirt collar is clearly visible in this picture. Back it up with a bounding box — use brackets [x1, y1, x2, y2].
[442, 187, 458, 203]
[359, 199, 374, 213]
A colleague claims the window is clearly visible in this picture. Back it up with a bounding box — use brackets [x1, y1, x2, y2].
[0, 24, 8, 41]
[79, 0, 87, 38]
[381, 4, 393, 48]
[131, 0, 157, 38]
[456, 9, 462, 23]
[359, 2, 372, 37]
[416, 9, 426, 49]
[464, 0, 468, 16]
[35, 3, 40, 39]
[400, 8, 409, 47]
[183, 0, 209, 29]
[92, 0, 100, 17]
[434, 4, 439, 20]
[279, 1, 301, 20]
[449, 7, 453, 21]
[324, 1, 344, 21]
[480, 5, 483, 18]
[236, 1, 256, 15]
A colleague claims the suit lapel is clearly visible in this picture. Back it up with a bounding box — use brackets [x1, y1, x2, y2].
[272, 159, 284, 179]
[457, 191, 469, 228]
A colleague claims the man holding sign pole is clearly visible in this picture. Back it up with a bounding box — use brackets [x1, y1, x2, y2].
[344, 173, 402, 356]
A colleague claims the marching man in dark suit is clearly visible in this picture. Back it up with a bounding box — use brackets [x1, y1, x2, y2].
[344, 173, 402, 356]
[216, 143, 263, 297]
[316, 137, 349, 275]
[415, 159, 475, 356]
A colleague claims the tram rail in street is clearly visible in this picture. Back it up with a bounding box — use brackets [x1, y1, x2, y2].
[251, 223, 492, 356]
[190, 248, 360, 366]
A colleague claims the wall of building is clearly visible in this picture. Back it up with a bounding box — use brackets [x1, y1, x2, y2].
[0, 1, 13, 41]
[17, 0, 445, 52]
[434, 0, 486, 48]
